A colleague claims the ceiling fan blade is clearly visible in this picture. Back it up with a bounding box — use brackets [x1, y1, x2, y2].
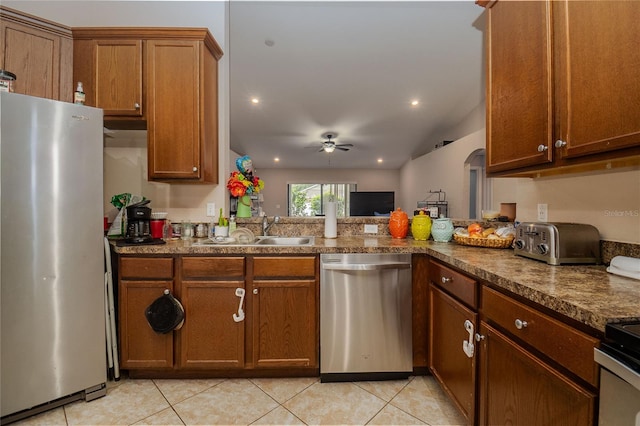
[335, 146, 350, 151]
[336, 143, 353, 148]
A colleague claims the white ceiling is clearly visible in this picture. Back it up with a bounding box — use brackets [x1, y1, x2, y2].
[4, 0, 486, 170]
[229, 1, 485, 169]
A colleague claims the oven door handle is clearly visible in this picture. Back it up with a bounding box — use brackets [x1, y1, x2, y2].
[595, 348, 640, 392]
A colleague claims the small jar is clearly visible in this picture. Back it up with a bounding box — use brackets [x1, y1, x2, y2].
[431, 216, 454, 242]
[195, 223, 208, 238]
[389, 208, 409, 239]
[0, 70, 16, 93]
[411, 211, 432, 241]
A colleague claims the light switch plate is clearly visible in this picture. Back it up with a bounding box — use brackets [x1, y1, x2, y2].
[364, 224, 378, 234]
[206, 202, 216, 217]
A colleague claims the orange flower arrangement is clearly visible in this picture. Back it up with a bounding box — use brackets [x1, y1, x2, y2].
[226, 156, 264, 197]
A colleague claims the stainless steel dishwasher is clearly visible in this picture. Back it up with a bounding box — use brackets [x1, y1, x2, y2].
[320, 253, 412, 382]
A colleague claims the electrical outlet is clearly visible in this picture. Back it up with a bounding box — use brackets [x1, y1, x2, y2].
[206, 202, 216, 217]
[537, 203, 548, 222]
[364, 224, 378, 234]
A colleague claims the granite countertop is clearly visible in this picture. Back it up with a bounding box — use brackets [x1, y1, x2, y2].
[112, 235, 640, 333]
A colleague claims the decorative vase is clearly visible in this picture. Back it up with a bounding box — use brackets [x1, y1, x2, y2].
[411, 211, 432, 241]
[236, 195, 252, 218]
[389, 208, 409, 239]
[431, 216, 454, 242]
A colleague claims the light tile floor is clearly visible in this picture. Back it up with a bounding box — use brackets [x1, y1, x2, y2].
[14, 375, 466, 426]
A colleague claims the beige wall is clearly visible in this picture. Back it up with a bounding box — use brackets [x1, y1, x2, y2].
[256, 168, 401, 217]
[400, 130, 640, 244]
[493, 168, 640, 244]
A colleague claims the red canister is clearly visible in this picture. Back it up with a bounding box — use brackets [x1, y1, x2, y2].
[150, 219, 165, 239]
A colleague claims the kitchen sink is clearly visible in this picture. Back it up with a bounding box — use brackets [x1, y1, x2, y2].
[194, 236, 314, 246]
[254, 236, 314, 246]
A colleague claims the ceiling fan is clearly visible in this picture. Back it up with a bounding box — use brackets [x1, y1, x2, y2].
[319, 134, 353, 153]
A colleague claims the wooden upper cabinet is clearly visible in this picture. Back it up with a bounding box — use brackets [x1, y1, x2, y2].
[483, 0, 640, 177]
[147, 39, 203, 181]
[554, 1, 640, 159]
[485, 0, 553, 174]
[73, 28, 223, 183]
[73, 38, 143, 117]
[0, 6, 73, 102]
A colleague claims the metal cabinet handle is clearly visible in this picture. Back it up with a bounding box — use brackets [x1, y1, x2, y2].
[192, 166, 198, 172]
[475, 333, 485, 342]
[537, 144, 549, 152]
[134, 103, 140, 109]
[441, 276, 452, 284]
[515, 319, 528, 329]
[253, 288, 258, 295]
[555, 139, 567, 148]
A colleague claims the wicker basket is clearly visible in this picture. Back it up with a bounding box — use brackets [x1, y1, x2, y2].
[453, 234, 514, 249]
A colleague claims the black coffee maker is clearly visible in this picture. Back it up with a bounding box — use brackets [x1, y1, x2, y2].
[125, 200, 153, 243]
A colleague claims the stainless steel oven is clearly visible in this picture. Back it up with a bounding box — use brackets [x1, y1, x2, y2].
[594, 321, 640, 425]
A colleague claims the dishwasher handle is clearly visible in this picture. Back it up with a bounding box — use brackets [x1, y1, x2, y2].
[322, 262, 411, 271]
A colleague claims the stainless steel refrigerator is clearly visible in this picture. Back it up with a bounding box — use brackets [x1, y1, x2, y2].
[1, 92, 107, 422]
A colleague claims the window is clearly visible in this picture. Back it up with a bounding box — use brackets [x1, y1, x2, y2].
[288, 183, 355, 217]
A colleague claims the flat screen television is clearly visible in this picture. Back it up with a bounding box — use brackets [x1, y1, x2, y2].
[349, 191, 395, 216]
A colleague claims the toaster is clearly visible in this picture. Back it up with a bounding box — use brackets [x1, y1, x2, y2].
[514, 222, 601, 265]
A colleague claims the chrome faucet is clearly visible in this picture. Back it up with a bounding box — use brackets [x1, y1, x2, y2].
[262, 215, 280, 236]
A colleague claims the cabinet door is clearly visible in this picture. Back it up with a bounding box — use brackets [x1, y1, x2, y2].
[478, 322, 595, 426]
[554, 0, 640, 159]
[252, 279, 318, 368]
[94, 40, 143, 117]
[429, 285, 477, 425]
[0, 19, 70, 100]
[485, 1, 554, 173]
[119, 280, 174, 369]
[147, 39, 201, 180]
[178, 280, 245, 369]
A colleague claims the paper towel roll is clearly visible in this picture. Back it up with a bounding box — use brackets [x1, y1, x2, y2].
[325, 201, 337, 238]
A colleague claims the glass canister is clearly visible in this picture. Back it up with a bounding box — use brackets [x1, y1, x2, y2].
[389, 208, 409, 239]
[431, 216, 454, 242]
[411, 211, 432, 241]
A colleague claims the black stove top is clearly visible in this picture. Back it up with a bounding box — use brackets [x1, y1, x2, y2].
[603, 321, 640, 371]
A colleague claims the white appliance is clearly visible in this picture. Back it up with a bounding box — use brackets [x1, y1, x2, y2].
[1, 92, 107, 423]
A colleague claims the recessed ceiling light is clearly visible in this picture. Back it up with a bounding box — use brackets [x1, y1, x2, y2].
[377, 158, 383, 163]
[274, 157, 280, 162]
[265, 39, 275, 47]
[251, 97, 260, 104]
[410, 100, 420, 106]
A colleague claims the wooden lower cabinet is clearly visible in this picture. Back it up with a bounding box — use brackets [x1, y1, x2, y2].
[252, 256, 318, 368]
[118, 257, 175, 369]
[178, 280, 245, 369]
[477, 322, 596, 425]
[118, 254, 319, 375]
[429, 285, 477, 425]
[252, 279, 317, 368]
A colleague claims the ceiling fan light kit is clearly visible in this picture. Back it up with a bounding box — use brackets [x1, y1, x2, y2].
[319, 133, 353, 153]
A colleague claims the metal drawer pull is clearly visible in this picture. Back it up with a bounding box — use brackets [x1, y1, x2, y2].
[475, 333, 485, 342]
[555, 139, 567, 148]
[441, 276, 452, 284]
[515, 319, 528, 329]
[537, 144, 548, 152]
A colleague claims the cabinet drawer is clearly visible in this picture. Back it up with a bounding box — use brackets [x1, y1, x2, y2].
[254, 256, 316, 277]
[429, 259, 477, 309]
[182, 257, 245, 279]
[482, 286, 599, 387]
[120, 257, 173, 279]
